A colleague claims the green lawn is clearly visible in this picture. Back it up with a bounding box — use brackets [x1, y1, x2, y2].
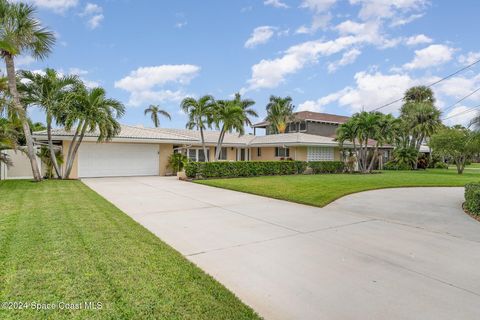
[196, 169, 480, 208]
[0, 180, 259, 320]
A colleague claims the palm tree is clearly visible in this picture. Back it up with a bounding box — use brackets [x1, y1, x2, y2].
[18, 68, 79, 178]
[62, 85, 125, 179]
[212, 100, 246, 161]
[181, 95, 215, 162]
[400, 86, 441, 169]
[336, 111, 392, 173]
[232, 92, 258, 126]
[0, 0, 55, 181]
[144, 105, 171, 128]
[265, 96, 295, 134]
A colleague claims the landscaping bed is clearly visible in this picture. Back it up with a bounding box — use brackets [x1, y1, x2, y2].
[0, 180, 259, 320]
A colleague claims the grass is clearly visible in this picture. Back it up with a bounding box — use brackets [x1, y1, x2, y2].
[196, 169, 480, 208]
[0, 180, 259, 320]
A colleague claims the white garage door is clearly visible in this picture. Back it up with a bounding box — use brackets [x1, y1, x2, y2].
[78, 143, 159, 178]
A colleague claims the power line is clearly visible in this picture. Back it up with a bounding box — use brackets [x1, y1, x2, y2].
[370, 57, 480, 112]
[442, 103, 480, 121]
[441, 86, 480, 114]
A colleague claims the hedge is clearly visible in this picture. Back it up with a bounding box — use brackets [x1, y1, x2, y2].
[308, 161, 345, 174]
[384, 161, 411, 170]
[464, 183, 480, 216]
[185, 161, 307, 179]
[185, 160, 347, 179]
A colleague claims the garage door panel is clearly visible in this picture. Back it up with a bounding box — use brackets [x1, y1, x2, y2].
[79, 143, 159, 177]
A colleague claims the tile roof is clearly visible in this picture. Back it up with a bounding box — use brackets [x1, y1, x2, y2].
[34, 125, 347, 147]
[253, 111, 350, 127]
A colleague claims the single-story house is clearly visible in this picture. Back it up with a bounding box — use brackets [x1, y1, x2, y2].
[32, 125, 350, 178]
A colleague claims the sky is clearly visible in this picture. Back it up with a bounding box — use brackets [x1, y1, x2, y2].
[15, 0, 480, 130]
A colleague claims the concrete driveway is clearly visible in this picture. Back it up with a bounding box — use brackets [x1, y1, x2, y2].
[83, 177, 480, 320]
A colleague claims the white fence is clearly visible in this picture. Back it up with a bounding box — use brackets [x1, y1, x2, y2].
[0, 149, 43, 180]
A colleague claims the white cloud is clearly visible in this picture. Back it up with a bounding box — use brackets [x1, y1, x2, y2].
[296, 0, 336, 34]
[300, 0, 337, 12]
[115, 65, 200, 106]
[458, 51, 480, 66]
[16, 55, 35, 67]
[405, 34, 432, 46]
[68, 67, 88, 76]
[444, 106, 476, 127]
[350, 0, 427, 21]
[79, 3, 104, 29]
[244, 36, 359, 91]
[390, 13, 424, 27]
[403, 44, 455, 70]
[296, 13, 331, 34]
[81, 2, 102, 15]
[87, 14, 104, 29]
[264, 0, 289, 8]
[298, 88, 350, 112]
[22, 0, 78, 13]
[245, 26, 276, 48]
[327, 48, 361, 73]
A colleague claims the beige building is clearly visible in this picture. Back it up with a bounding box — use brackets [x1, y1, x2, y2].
[33, 125, 347, 179]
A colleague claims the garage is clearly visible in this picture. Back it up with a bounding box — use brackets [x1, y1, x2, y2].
[78, 143, 159, 178]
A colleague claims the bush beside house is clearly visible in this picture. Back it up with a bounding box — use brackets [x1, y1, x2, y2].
[308, 161, 345, 174]
[185, 160, 346, 179]
[464, 183, 480, 216]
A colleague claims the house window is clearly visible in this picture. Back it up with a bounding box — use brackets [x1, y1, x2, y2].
[289, 122, 298, 132]
[257, 148, 262, 157]
[215, 147, 227, 160]
[187, 148, 209, 162]
[307, 147, 334, 161]
[299, 121, 307, 131]
[275, 147, 290, 157]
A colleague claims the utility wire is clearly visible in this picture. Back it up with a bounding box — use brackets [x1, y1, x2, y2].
[441, 87, 480, 114]
[369, 57, 480, 112]
[442, 103, 480, 120]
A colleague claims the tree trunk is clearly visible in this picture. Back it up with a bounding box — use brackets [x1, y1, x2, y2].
[47, 115, 61, 178]
[64, 124, 87, 179]
[368, 145, 379, 172]
[199, 127, 209, 162]
[4, 54, 42, 181]
[455, 157, 465, 174]
[215, 128, 226, 161]
[412, 133, 424, 170]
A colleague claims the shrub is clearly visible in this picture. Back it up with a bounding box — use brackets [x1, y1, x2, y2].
[384, 161, 411, 170]
[308, 161, 345, 174]
[465, 183, 480, 216]
[168, 153, 188, 172]
[185, 161, 307, 179]
[434, 162, 449, 169]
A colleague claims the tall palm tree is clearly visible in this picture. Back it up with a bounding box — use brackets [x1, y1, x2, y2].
[212, 99, 246, 161]
[0, 0, 55, 181]
[265, 95, 295, 134]
[400, 86, 441, 169]
[18, 68, 79, 178]
[62, 85, 125, 179]
[144, 105, 171, 128]
[181, 95, 215, 162]
[232, 92, 258, 126]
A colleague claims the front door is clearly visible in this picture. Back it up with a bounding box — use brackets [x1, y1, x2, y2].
[237, 148, 249, 161]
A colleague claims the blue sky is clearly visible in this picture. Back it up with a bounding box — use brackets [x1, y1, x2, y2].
[19, 0, 480, 129]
